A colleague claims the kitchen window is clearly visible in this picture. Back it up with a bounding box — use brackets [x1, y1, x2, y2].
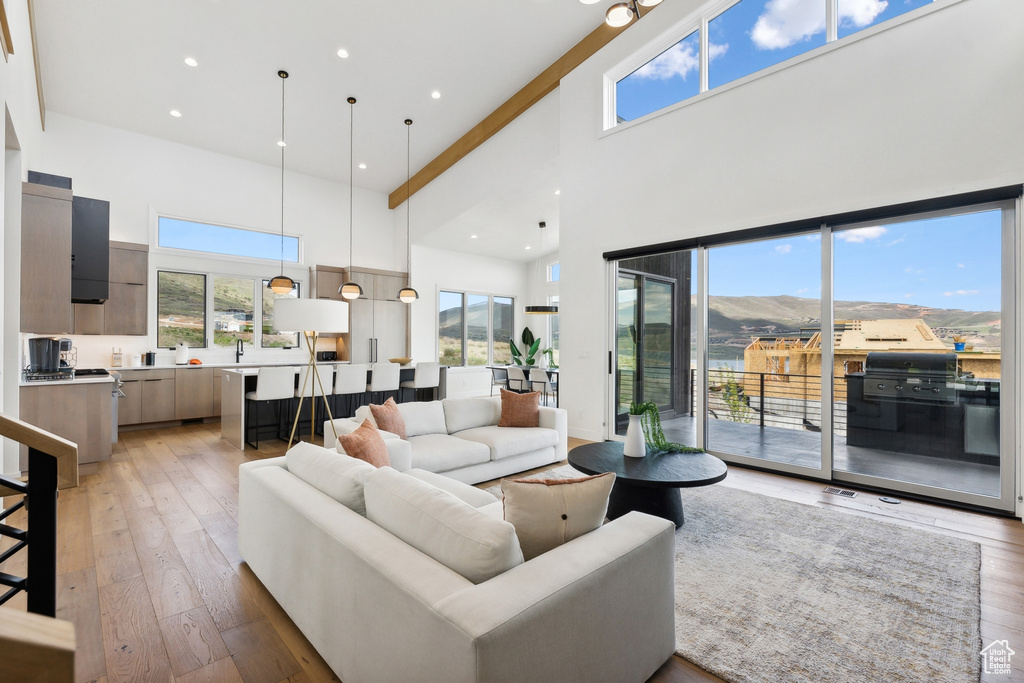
[157, 216, 300, 263]
[438, 290, 515, 366]
[157, 270, 299, 349]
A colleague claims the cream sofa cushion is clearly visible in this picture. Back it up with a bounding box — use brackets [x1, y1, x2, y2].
[407, 434, 490, 472]
[404, 469, 499, 508]
[454, 426, 559, 461]
[285, 441, 376, 515]
[364, 467, 523, 584]
[398, 401, 448, 437]
[442, 396, 501, 434]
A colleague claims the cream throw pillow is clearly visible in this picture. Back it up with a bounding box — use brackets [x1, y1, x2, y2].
[364, 467, 523, 584]
[501, 472, 616, 561]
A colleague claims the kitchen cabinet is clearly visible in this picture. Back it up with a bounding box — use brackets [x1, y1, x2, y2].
[20, 381, 112, 466]
[175, 367, 215, 419]
[118, 369, 175, 425]
[21, 183, 74, 333]
[213, 368, 225, 415]
[118, 375, 143, 426]
[349, 298, 408, 364]
[142, 374, 176, 423]
[74, 242, 148, 336]
[313, 266, 345, 299]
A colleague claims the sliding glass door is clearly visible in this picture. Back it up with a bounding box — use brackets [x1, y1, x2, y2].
[609, 198, 1017, 511]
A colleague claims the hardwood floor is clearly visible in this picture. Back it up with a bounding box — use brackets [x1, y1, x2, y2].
[1, 424, 1021, 683]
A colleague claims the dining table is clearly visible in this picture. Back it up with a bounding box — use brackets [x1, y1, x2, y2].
[487, 365, 559, 407]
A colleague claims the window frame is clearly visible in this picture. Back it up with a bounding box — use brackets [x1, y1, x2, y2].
[547, 261, 560, 283]
[156, 268, 302, 350]
[603, 0, 959, 132]
[437, 289, 516, 367]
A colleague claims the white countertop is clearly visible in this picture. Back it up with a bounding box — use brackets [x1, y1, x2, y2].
[108, 360, 347, 371]
[19, 375, 115, 387]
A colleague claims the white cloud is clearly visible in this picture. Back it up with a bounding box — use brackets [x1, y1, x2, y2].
[943, 289, 980, 297]
[805, 234, 822, 241]
[796, 287, 809, 294]
[904, 293, 915, 299]
[835, 226, 887, 243]
[886, 237, 905, 246]
[633, 41, 727, 80]
[774, 244, 792, 254]
[752, 0, 887, 50]
[903, 266, 923, 274]
[957, 263, 965, 268]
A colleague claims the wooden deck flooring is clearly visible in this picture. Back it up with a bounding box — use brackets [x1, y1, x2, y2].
[0, 422, 1021, 682]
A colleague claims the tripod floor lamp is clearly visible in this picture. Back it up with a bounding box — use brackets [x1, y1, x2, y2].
[273, 297, 349, 449]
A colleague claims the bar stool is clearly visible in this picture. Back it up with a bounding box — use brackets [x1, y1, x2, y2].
[490, 367, 509, 396]
[244, 366, 295, 449]
[506, 366, 528, 393]
[400, 361, 440, 402]
[367, 362, 400, 404]
[294, 364, 334, 438]
[333, 363, 369, 417]
[529, 367, 555, 406]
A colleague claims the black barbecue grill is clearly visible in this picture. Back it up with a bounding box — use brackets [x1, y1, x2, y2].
[861, 352, 958, 403]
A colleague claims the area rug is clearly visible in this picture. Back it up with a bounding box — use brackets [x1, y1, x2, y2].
[485, 466, 982, 683]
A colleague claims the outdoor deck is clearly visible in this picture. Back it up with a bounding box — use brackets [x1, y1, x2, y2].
[659, 416, 1001, 499]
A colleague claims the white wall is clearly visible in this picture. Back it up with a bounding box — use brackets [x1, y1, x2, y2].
[558, 0, 1024, 445]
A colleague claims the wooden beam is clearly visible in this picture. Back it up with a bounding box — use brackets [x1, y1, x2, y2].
[27, 0, 45, 131]
[0, 606, 76, 683]
[388, 11, 651, 210]
[0, 0, 14, 62]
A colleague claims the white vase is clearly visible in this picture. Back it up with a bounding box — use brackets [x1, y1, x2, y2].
[623, 414, 646, 458]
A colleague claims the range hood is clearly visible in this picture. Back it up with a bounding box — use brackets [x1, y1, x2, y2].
[71, 195, 110, 303]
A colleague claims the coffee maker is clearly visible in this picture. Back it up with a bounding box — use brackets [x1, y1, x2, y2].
[26, 337, 74, 380]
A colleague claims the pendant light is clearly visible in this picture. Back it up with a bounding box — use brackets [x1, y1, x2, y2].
[269, 70, 296, 295]
[525, 221, 559, 315]
[339, 96, 363, 300]
[397, 118, 419, 303]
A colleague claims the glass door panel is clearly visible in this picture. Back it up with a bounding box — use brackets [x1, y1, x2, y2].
[706, 234, 823, 470]
[642, 279, 674, 410]
[615, 273, 640, 434]
[832, 209, 1007, 504]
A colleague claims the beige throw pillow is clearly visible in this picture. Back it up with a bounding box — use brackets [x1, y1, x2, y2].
[336, 419, 390, 468]
[498, 388, 540, 428]
[369, 396, 407, 438]
[501, 472, 616, 561]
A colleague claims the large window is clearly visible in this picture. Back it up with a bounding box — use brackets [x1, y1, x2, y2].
[438, 291, 515, 366]
[158, 216, 299, 263]
[156, 270, 299, 349]
[613, 0, 938, 125]
[157, 271, 207, 348]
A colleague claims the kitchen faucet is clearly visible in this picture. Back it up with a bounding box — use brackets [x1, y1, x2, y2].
[236, 338, 244, 364]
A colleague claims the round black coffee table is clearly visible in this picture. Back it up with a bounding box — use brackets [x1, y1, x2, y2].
[568, 441, 727, 528]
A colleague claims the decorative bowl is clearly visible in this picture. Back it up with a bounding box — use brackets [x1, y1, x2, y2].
[389, 357, 412, 365]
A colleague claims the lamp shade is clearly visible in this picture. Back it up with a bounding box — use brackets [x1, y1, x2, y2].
[274, 297, 349, 333]
[605, 2, 634, 26]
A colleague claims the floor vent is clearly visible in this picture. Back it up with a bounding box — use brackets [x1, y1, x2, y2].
[824, 486, 858, 498]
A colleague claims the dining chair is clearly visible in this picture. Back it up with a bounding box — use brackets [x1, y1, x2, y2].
[244, 366, 295, 449]
[400, 361, 441, 402]
[367, 362, 401, 404]
[529, 367, 555, 406]
[490, 367, 509, 396]
[506, 366, 528, 393]
[333, 363, 369, 417]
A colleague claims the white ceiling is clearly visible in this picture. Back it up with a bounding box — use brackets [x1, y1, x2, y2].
[34, 0, 607, 235]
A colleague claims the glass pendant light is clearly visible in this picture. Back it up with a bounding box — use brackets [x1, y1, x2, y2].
[269, 70, 296, 295]
[397, 118, 419, 303]
[339, 96, 363, 300]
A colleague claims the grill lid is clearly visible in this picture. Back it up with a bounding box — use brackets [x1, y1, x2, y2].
[864, 352, 957, 376]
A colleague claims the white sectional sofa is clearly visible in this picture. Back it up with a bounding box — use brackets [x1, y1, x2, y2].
[239, 446, 677, 683]
[324, 396, 567, 485]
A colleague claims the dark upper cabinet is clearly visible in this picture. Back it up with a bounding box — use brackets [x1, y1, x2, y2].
[71, 196, 110, 303]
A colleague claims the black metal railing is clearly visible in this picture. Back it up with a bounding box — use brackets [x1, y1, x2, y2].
[0, 444, 60, 617]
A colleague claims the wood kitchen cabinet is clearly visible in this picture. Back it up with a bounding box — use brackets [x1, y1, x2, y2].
[20, 381, 112, 466]
[118, 374, 143, 425]
[118, 369, 175, 424]
[74, 242, 148, 336]
[21, 183, 74, 333]
[175, 367, 215, 419]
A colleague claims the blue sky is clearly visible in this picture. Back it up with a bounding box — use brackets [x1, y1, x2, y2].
[617, 0, 933, 122]
[159, 217, 299, 262]
[709, 209, 1003, 312]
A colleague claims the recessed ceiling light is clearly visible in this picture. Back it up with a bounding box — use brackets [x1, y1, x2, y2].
[337, 49, 349, 59]
[431, 91, 441, 99]
[184, 57, 198, 67]
[554, 189, 560, 195]
[525, 245, 532, 250]
[277, 140, 286, 147]
[358, 163, 366, 170]
[470, 235, 478, 239]
[579, 0, 601, 4]
[170, 110, 182, 118]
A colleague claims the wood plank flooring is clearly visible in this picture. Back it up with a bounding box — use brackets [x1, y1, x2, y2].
[0, 422, 1021, 683]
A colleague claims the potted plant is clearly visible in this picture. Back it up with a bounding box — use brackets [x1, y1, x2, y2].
[626, 401, 704, 457]
[509, 327, 541, 367]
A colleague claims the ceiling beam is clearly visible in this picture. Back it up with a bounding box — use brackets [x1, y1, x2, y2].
[388, 11, 652, 210]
